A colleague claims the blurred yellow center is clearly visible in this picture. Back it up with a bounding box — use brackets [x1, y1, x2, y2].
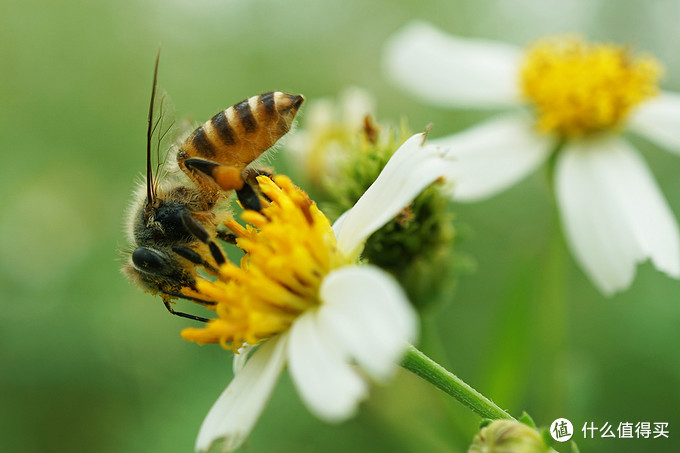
[181, 175, 345, 351]
[519, 35, 662, 137]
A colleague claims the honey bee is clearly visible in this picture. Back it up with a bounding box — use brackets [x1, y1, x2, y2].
[122, 53, 304, 322]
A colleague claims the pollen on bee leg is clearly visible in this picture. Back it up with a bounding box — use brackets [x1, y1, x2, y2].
[213, 165, 244, 191]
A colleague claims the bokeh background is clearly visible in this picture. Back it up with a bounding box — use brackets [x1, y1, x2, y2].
[2, 0, 680, 452]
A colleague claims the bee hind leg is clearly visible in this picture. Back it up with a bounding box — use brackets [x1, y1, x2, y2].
[182, 157, 271, 212]
[183, 157, 244, 192]
[245, 168, 273, 179]
[236, 167, 274, 211]
[236, 180, 263, 211]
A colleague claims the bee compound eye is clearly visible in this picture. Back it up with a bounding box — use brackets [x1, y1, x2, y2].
[132, 247, 170, 274]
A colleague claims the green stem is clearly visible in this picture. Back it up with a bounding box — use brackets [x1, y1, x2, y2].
[402, 344, 514, 421]
[534, 225, 568, 416]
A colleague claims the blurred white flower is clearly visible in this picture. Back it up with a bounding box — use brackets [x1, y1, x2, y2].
[384, 22, 680, 295]
[286, 86, 376, 186]
[184, 133, 456, 452]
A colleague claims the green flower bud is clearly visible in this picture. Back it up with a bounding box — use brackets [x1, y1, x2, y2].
[286, 88, 474, 311]
[468, 420, 549, 453]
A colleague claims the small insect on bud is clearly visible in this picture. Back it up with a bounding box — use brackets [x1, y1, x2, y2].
[468, 420, 549, 453]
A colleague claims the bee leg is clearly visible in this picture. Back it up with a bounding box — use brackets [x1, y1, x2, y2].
[183, 158, 220, 182]
[246, 168, 273, 179]
[236, 180, 263, 211]
[183, 157, 244, 191]
[216, 230, 237, 244]
[180, 212, 227, 266]
[160, 289, 216, 307]
[208, 242, 226, 265]
[172, 245, 218, 273]
[159, 291, 212, 322]
[180, 211, 210, 242]
[162, 298, 211, 323]
[242, 168, 273, 204]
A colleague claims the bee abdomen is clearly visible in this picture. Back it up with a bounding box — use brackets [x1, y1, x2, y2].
[211, 110, 236, 146]
[233, 98, 257, 133]
[180, 92, 304, 170]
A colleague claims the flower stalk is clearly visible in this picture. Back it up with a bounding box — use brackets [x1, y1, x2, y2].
[402, 344, 515, 421]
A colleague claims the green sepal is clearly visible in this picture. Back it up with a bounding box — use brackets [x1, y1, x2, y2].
[570, 440, 580, 453]
[519, 411, 537, 428]
[479, 419, 493, 429]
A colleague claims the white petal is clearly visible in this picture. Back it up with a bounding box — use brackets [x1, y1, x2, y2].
[555, 137, 680, 295]
[318, 265, 417, 380]
[628, 91, 680, 154]
[333, 133, 456, 258]
[287, 310, 369, 422]
[195, 337, 287, 453]
[339, 86, 376, 129]
[431, 113, 552, 201]
[305, 98, 337, 131]
[383, 21, 523, 108]
[232, 343, 255, 375]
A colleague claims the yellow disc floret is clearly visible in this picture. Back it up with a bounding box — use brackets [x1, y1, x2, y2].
[181, 175, 346, 351]
[520, 35, 662, 137]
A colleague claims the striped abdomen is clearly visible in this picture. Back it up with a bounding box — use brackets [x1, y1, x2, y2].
[179, 92, 304, 171]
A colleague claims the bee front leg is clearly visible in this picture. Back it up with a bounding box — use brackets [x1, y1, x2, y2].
[172, 245, 218, 273]
[161, 298, 211, 323]
[179, 212, 227, 266]
[159, 290, 213, 322]
[160, 289, 216, 307]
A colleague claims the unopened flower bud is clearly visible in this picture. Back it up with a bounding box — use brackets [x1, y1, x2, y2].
[468, 420, 549, 453]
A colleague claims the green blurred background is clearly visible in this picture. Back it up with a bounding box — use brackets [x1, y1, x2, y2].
[2, 0, 679, 452]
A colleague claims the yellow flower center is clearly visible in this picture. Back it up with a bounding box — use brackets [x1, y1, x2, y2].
[181, 175, 346, 351]
[519, 35, 662, 137]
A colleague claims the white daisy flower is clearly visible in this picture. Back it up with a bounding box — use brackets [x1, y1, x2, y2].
[384, 22, 680, 295]
[181, 133, 456, 452]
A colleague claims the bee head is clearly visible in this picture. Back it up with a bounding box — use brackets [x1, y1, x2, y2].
[123, 245, 195, 294]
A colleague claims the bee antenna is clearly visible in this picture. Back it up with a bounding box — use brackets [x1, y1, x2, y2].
[146, 48, 161, 207]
